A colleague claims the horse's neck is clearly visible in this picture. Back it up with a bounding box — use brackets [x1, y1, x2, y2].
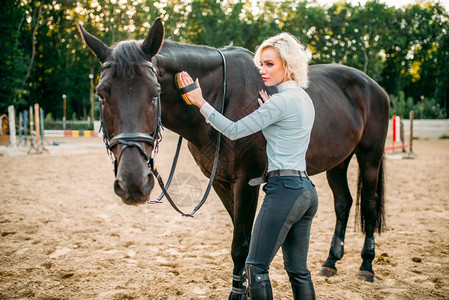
[156, 42, 226, 148]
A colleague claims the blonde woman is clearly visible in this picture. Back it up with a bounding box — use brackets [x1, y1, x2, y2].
[179, 32, 318, 300]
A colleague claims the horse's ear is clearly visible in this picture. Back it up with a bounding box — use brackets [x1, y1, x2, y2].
[141, 18, 164, 58]
[78, 24, 111, 63]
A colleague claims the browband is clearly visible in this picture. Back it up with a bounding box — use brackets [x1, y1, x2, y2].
[102, 61, 156, 72]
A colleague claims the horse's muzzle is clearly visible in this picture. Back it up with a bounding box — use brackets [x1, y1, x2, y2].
[114, 172, 155, 205]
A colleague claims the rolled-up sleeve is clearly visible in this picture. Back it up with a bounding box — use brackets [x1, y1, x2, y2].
[199, 96, 285, 140]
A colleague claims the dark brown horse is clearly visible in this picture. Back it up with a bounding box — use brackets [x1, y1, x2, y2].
[79, 18, 389, 298]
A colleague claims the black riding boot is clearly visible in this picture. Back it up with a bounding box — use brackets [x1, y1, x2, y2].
[246, 264, 273, 300]
[287, 271, 316, 300]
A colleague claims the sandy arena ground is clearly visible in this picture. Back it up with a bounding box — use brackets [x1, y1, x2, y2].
[1, 132, 448, 299]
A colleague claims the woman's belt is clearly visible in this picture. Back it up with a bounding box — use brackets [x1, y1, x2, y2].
[248, 169, 308, 186]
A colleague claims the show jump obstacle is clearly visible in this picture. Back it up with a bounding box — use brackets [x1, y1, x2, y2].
[385, 111, 415, 159]
[3, 104, 48, 155]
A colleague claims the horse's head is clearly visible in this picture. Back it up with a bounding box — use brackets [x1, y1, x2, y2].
[79, 19, 164, 205]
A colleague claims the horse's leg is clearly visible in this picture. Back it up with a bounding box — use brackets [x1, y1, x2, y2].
[213, 180, 246, 299]
[355, 152, 385, 282]
[320, 156, 354, 277]
[213, 180, 235, 220]
[213, 179, 259, 300]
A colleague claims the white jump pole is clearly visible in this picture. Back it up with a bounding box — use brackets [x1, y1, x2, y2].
[8, 105, 17, 155]
[403, 111, 415, 159]
[34, 103, 40, 145]
[18, 112, 23, 144]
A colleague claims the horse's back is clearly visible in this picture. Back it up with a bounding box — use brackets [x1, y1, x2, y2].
[305, 64, 390, 174]
[308, 64, 389, 111]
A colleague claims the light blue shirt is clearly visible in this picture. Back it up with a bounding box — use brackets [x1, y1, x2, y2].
[200, 80, 315, 172]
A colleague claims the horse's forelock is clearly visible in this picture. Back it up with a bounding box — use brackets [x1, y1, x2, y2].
[111, 41, 148, 77]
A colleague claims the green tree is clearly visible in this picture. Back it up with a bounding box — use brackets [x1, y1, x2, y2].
[0, 0, 34, 111]
[2, 0, 447, 120]
[348, 1, 394, 81]
[185, 0, 227, 47]
[404, 2, 448, 117]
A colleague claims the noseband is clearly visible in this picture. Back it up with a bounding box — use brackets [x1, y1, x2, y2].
[99, 60, 162, 176]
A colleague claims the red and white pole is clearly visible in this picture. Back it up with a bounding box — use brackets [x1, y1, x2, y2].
[392, 115, 400, 151]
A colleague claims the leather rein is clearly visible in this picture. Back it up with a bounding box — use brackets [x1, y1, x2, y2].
[99, 51, 226, 217]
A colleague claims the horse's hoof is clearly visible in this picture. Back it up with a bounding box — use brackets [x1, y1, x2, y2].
[359, 270, 374, 282]
[320, 266, 337, 277]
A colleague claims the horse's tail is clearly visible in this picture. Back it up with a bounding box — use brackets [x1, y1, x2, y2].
[355, 157, 386, 234]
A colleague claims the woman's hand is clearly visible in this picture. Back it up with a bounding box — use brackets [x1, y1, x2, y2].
[258, 90, 270, 105]
[179, 71, 206, 108]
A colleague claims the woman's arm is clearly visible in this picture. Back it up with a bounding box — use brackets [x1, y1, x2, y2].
[179, 71, 284, 140]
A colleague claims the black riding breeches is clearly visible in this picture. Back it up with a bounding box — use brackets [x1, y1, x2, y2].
[246, 175, 318, 274]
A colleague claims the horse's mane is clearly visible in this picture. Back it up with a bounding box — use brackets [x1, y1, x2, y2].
[157, 40, 254, 72]
[111, 40, 148, 77]
[111, 38, 256, 80]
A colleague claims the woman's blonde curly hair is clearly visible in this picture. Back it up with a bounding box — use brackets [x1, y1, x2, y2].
[254, 32, 310, 88]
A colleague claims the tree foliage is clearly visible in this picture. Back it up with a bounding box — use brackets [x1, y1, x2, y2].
[1, 0, 448, 120]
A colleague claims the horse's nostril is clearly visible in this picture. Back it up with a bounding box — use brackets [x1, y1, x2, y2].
[144, 173, 155, 194]
[114, 179, 127, 198]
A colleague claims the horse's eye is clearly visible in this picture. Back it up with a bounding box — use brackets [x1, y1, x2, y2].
[151, 91, 160, 102]
[97, 93, 106, 103]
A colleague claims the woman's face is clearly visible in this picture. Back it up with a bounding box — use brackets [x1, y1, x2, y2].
[259, 47, 286, 87]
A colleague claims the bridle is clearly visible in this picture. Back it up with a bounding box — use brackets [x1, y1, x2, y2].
[99, 51, 226, 218]
[99, 60, 162, 178]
